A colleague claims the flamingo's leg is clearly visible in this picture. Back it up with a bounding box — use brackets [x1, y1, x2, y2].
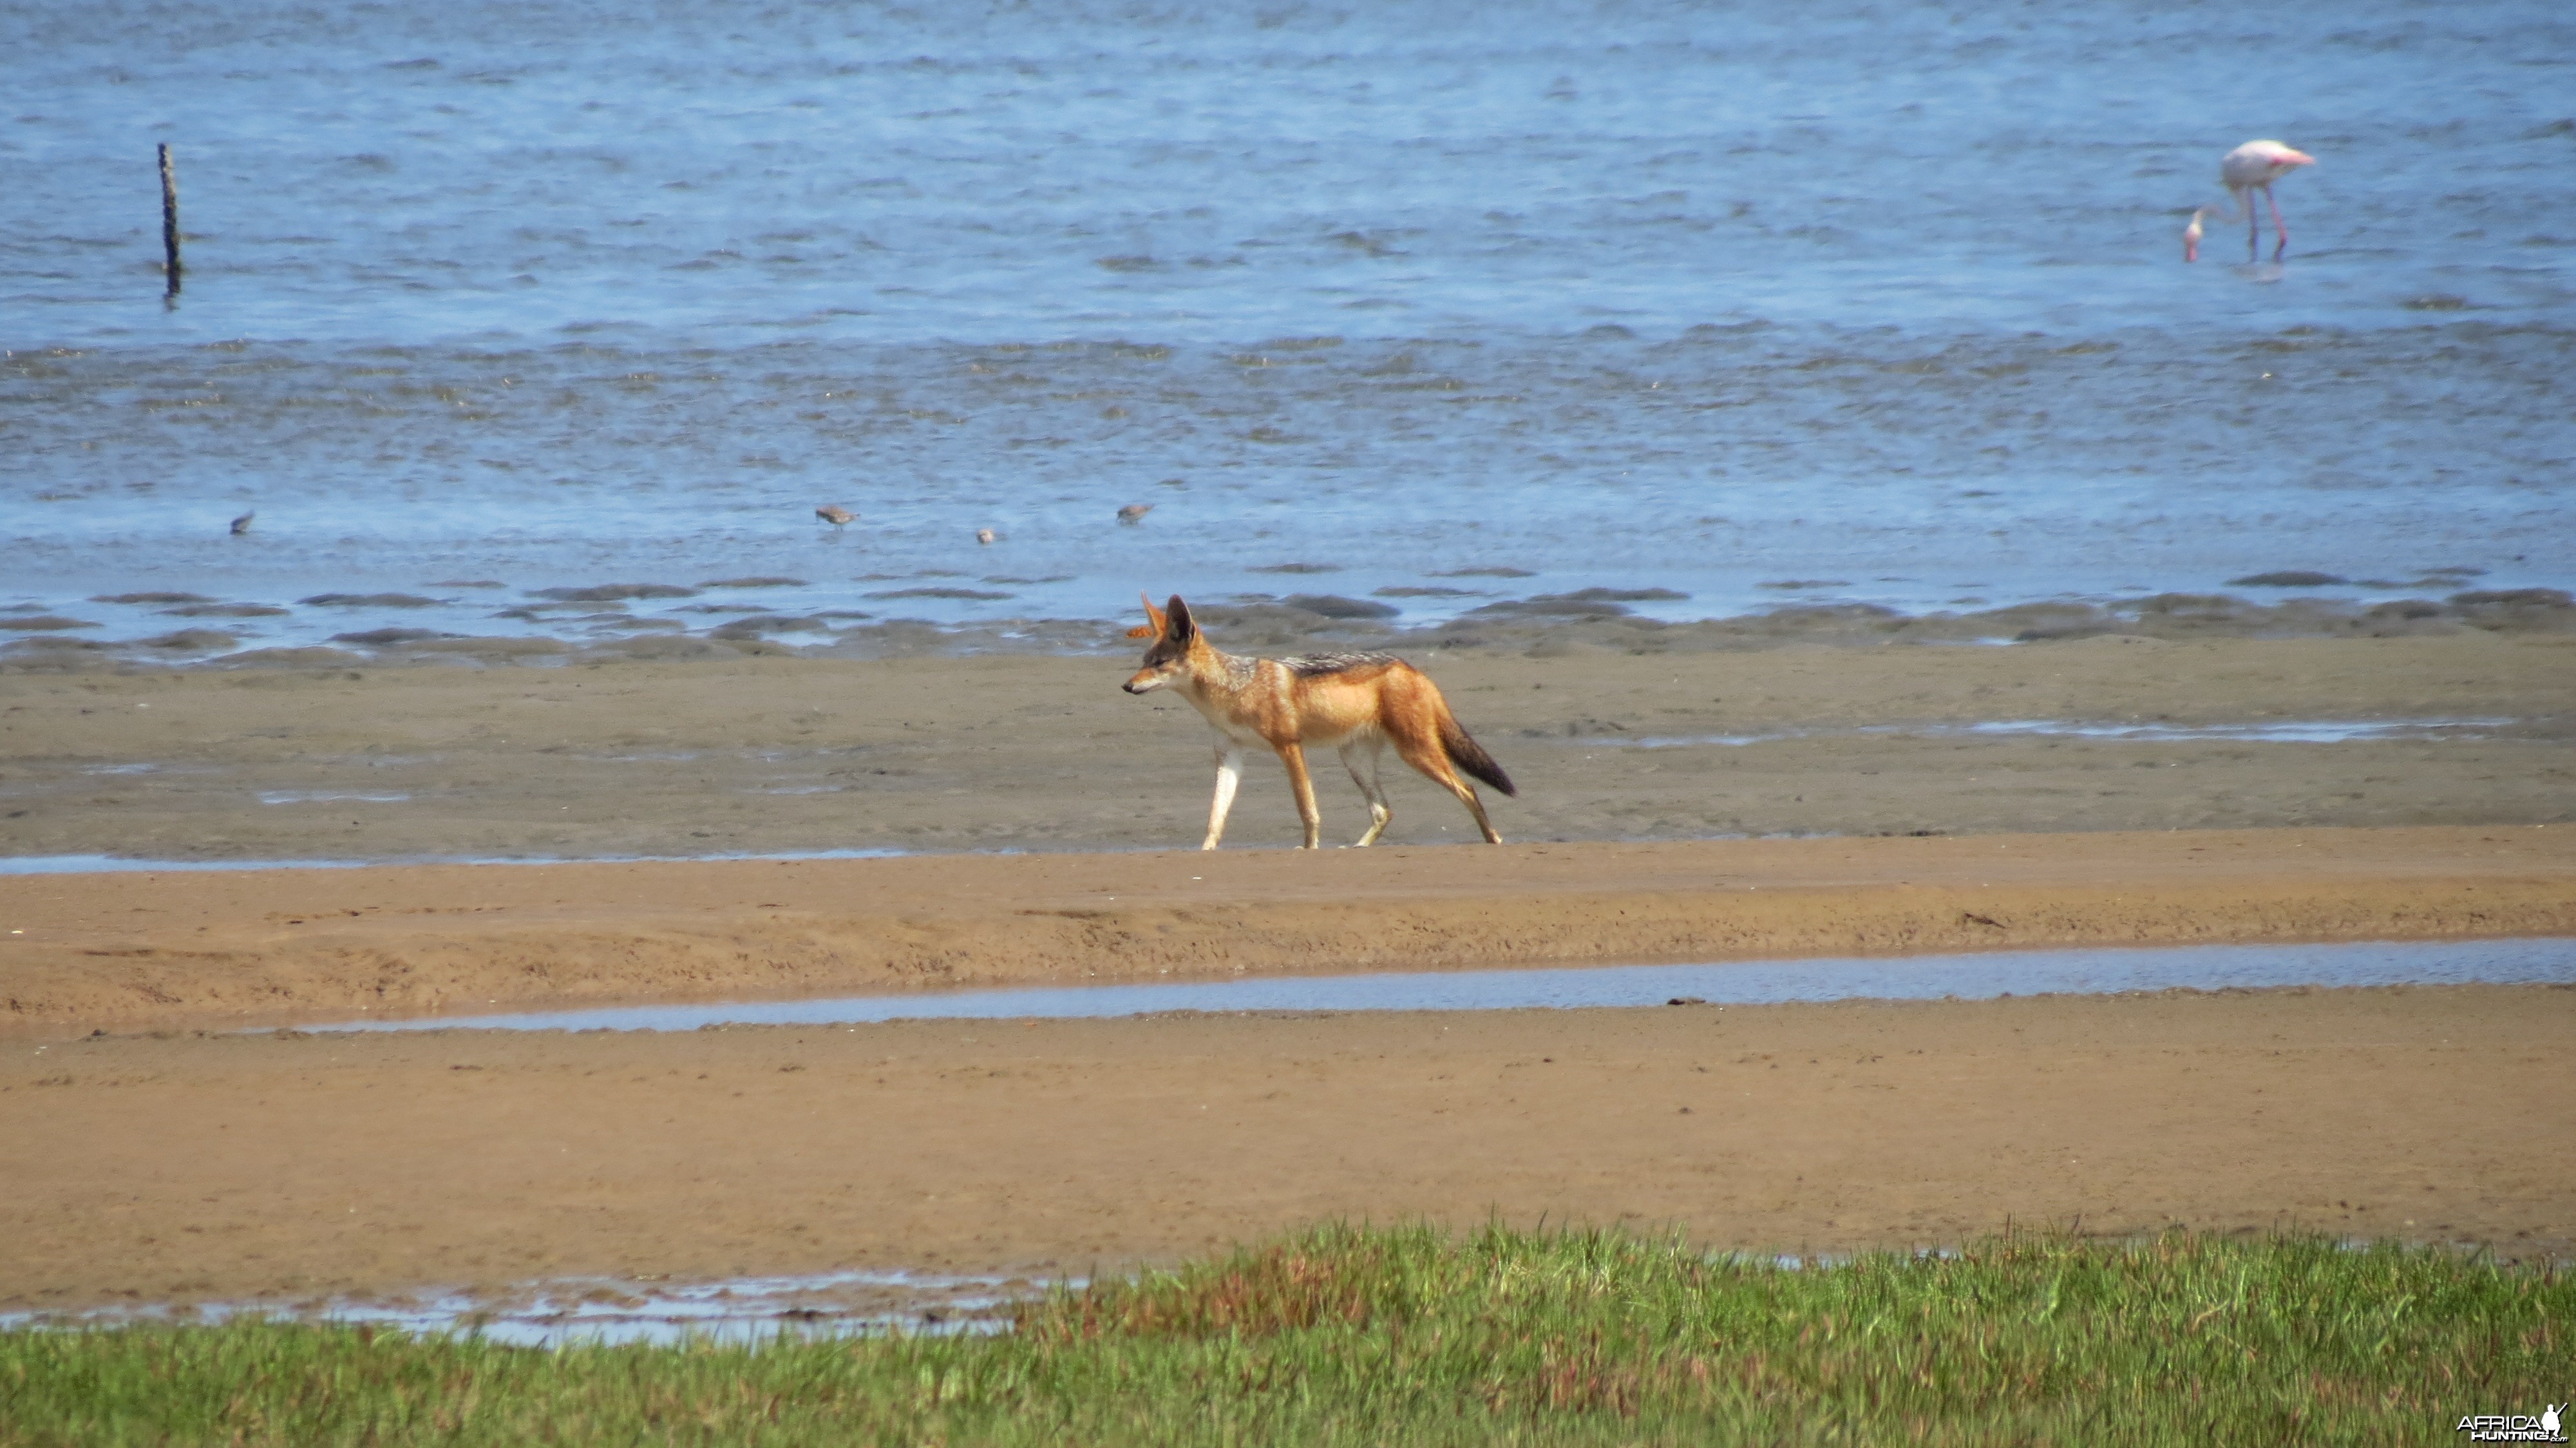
[2262, 183, 2289, 257]
[2239, 186, 2259, 260]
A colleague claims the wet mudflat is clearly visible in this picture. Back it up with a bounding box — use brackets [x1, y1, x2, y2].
[3, 635, 2567, 866]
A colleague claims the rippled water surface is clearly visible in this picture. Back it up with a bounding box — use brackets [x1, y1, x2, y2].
[5, 0, 2571, 653]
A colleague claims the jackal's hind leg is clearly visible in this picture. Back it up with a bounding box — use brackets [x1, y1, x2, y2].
[1454, 786, 1502, 844]
[1202, 746, 1244, 850]
[1341, 738, 1392, 846]
[1277, 741, 1323, 850]
[1390, 733, 1504, 844]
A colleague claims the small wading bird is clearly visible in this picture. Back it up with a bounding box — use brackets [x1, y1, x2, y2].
[1122, 593, 1515, 850]
[228, 511, 254, 535]
[2185, 139, 2315, 262]
[1117, 503, 1153, 524]
[815, 504, 855, 529]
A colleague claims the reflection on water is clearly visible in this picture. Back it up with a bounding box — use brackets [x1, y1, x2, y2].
[307, 937, 2576, 1034]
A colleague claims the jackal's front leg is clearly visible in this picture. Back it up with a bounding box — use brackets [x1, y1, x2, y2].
[1276, 742, 1323, 850]
[1202, 747, 1244, 850]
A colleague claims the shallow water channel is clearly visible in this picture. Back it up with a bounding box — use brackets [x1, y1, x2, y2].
[0, 1270, 1034, 1348]
[313, 937, 2576, 1035]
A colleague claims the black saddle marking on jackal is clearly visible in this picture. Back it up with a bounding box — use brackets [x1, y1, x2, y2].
[1276, 651, 1401, 678]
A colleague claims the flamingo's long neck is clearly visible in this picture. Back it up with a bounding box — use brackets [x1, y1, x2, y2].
[2192, 186, 2251, 227]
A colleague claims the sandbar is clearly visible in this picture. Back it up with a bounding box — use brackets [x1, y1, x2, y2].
[2, 985, 2567, 1314]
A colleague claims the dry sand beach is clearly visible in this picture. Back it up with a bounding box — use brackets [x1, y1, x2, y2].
[3, 633, 2573, 1317]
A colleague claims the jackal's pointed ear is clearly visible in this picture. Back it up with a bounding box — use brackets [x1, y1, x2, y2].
[1126, 591, 1168, 640]
[1164, 595, 1195, 641]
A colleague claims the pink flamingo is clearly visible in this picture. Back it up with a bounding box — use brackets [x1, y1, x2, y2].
[2184, 139, 2315, 262]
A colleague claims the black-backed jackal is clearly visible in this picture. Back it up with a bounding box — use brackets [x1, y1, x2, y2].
[1121, 593, 1517, 850]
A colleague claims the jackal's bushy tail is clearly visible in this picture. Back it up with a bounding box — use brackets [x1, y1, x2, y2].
[1438, 712, 1517, 797]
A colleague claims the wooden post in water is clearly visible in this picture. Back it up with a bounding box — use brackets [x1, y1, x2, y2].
[157, 143, 182, 297]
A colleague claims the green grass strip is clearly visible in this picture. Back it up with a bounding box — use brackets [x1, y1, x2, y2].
[3, 1224, 2565, 1445]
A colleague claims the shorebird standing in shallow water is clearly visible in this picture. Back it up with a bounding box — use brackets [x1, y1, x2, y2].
[1117, 503, 1153, 525]
[815, 504, 855, 529]
[2185, 140, 2315, 262]
[229, 511, 254, 535]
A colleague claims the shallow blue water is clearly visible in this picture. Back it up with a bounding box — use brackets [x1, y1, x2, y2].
[4, 0, 2571, 650]
[303, 937, 2576, 1033]
[13, 0, 2572, 344]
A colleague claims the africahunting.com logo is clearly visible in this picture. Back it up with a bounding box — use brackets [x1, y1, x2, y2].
[2458, 1405, 2567, 1443]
